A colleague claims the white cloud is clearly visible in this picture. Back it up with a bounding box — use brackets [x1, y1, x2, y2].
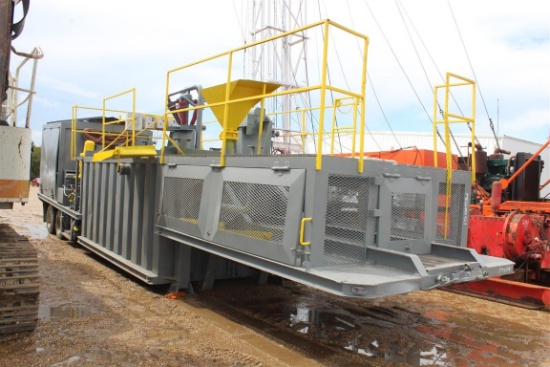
[9, 0, 550, 149]
[499, 107, 550, 142]
[40, 76, 100, 99]
[34, 96, 60, 109]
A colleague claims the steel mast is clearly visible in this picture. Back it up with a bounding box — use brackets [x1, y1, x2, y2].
[245, 0, 310, 153]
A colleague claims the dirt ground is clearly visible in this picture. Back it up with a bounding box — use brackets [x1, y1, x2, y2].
[0, 187, 328, 367]
[1, 187, 549, 367]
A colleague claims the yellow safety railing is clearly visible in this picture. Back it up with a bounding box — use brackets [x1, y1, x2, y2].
[432, 72, 476, 238]
[101, 89, 136, 148]
[71, 20, 370, 171]
[70, 105, 133, 160]
[202, 99, 362, 157]
[71, 97, 162, 161]
[161, 19, 370, 172]
[329, 98, 360, 156]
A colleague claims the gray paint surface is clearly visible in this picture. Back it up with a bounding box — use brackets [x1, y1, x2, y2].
[39, 119, 514, 297]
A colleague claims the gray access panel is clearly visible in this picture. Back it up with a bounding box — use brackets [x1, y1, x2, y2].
[155, 154, 513, 298]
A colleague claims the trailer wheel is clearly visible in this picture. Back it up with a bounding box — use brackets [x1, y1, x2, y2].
[55, 210, 64, 239]
[45, 205, 56, 234]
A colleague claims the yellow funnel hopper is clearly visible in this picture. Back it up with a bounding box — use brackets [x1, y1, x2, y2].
[201, 79, 281, 131]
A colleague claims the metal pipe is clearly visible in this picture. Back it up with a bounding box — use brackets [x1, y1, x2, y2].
[0, 0, 13, 107]
[10, 46, 44, 59]
[25, 48, 43, 128]
[501, 138, 550, 189]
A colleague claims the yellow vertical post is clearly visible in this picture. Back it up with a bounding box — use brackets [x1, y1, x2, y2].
[443, 74, 452, 239]
[432, 86, 440, 167]
[220, 51, 234, 168]
[432, 73, 477, 238]
[101, 99, 106, 148]
[160, 71, 170, 164]
[131, 88, 136, 146]
[71, 105, 76, 160]
[351, 98, 358, 158]
[316, 20, 330, 171]
[301, 109, 306, 153]
[330, 100, 338, 155]
[358, 36, 369, 174]
[256, 83, 268, 154]
[470, 81, 477, 183]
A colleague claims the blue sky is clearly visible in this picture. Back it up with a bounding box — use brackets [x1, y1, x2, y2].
[10, 0, 550, 147]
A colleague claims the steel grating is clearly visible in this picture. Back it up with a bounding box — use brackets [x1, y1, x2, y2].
[324, 175, 370, 265]
[390, 192, 425, 241]
[219, 181, 289, 244]
[436, 183, 465, 245]
[161, 177, 204, 222]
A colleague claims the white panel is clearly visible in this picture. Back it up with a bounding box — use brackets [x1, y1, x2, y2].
[0, 126, 32, 181]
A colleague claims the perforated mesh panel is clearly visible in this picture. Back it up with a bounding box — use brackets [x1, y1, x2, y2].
[390, 193, 425, 241]
[436, 183, 465, 245]
[219, 181, 289, 244]
[324, 175, 370, 265]
[161, 177, 203, 222]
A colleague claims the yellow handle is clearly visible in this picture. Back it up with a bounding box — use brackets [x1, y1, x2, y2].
[300, 217, 312, 246]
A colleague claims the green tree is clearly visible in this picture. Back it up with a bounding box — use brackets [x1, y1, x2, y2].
[30, 142, 41, 179]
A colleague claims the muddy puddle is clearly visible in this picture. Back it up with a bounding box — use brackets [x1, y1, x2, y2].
[15, 221, 49, 240]
[198, 279, 550, 367]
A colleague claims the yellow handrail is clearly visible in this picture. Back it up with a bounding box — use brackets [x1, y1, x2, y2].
[71, 20, 371, 171]
[71, 102, 164, 161]
[316, 20, 331, 170]
[71, 104, 140, 160]
[102, 88, 136, 147]
[330, 98, 359, 156]
[300, 217, 312, 246]
[432, 72, 476, 238]
[162, 19, 370, 171]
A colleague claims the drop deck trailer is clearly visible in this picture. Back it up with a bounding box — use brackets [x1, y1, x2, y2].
[37, 20, 513, 299]
[37, 113, 513, 298]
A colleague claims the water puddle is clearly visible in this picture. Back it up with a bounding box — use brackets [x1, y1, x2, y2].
[39, 305, 92, 321]
[49, 355, 81, 366]
[16, 222, 49, 240]
[288, 303, 449, 366]
[207, 281, 548, 367]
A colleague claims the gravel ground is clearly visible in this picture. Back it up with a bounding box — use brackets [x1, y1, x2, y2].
[0, 187, 325, 367]
[1, 187, 549, 367]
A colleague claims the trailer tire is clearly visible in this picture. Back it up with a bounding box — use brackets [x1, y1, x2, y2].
[55, 210, 64, 240]
[46, 205, 56, 234]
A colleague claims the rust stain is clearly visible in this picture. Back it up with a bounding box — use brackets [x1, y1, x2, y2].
[0, 179, 30, 200]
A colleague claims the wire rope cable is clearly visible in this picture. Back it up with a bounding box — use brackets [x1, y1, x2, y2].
[362, 0, 450, 154]
[394, 0, 463, 161]
[446, 0, 500, 150]
[346, 1, 401, 151]
[317, 0, 345, 153]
